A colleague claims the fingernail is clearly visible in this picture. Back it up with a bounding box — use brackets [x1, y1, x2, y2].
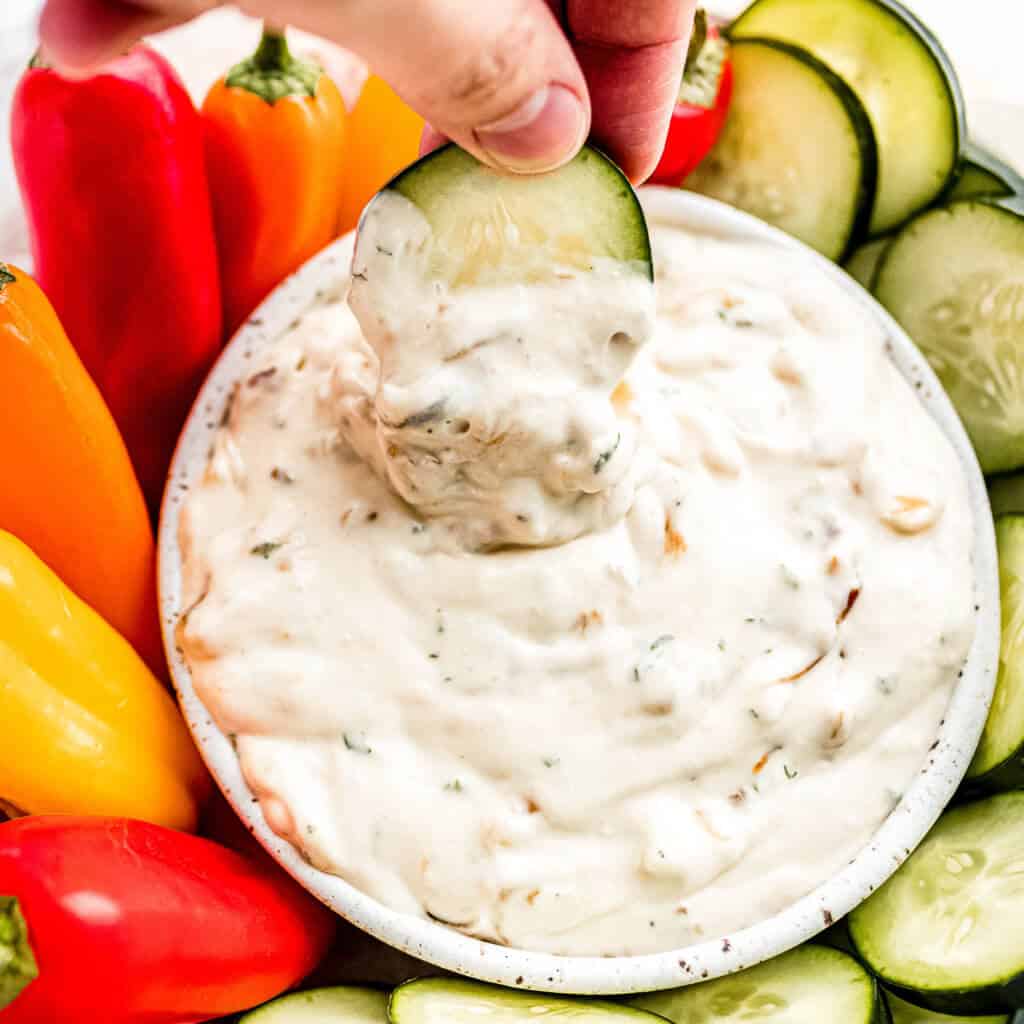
[418, 123, 448, 158]
[476, 84, 588, 173]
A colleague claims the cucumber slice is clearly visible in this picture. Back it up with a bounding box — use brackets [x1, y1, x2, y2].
[886, 990, 1011, 1024]
[952, 162, 1010, 202]
[990, 475, 1024, 518]
[845, 237, 892, 290]
[730, 0, 964, 236]
[820, 920, 859, 955]
[389, 979, 667, 1024]
[872, 199, 1024, 475]
[964, 517, 1024, 789]
[950, 144, 1023, 202]
[686, 38, 876, 261]
[241, 986, 388, 1023]
[630, 945, 883, 1024]
[849, 792, 1024, 1015]
[364, 143, 651, 288]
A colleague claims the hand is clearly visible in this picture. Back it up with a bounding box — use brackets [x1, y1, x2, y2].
[38, 0, 696, 182]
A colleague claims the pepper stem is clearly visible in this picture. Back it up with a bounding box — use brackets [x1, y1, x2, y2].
[0, 264, 15, 292]
[27, 50, 48, 70]
[225, 23, 322, 103]
[0, 897, 39, 1010]
[251, 26, 292, 71]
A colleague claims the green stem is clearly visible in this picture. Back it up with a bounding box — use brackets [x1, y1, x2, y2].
[0, 897, 39, 1011]
[0, 265, 15, 292]
[225, 23, 322, 103]
[250, 27, 291, 71]
[28, 50, 48, 71]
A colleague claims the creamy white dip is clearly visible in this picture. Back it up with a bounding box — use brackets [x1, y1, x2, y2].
[343, 191, 657, 551]
[179, 212, 975, 957]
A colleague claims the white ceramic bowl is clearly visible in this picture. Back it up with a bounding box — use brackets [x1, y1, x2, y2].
[159, 188, 1000, 996]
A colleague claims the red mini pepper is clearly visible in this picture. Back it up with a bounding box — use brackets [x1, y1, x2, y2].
[649, 11, 733, 186]
[0, 816, 337, 1023]
[11, 46, 223, 514]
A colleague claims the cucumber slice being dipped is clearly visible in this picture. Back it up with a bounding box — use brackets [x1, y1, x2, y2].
[389, 978, 668, 1024]
[685, 38, 877, 261]
[730, 0, 964, 236]
[886, 991, 1011, 1024]
[630, 945, 885, 1024]
[950, 144, 1023, 202]
[849, 792, 1024, 1016]
[964, 516, 1024, 791]
[873, 199, 1024, 475]
[240, 986, 388, 1023]
[359, 143, 652, 288]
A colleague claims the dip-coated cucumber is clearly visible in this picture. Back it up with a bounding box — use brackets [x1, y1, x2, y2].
[873, 199, 1024, 474]
[686, 38, 876, 261]
[631, 945, 884, 1024]
[390, 978, 668, 1024]
[240, 986, 388, 1023]
[849, 792, 1024, 1015]
[364, 143, 652, 288]
[886, 990, 1011, 1024]
[950, 144, 1023, 202]
[964, 516, 1024, 790]
[730, 0, 964, 235]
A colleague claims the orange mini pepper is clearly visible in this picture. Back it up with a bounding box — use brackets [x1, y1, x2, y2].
[0, 263, 164, 676]
[337, 73, 425, 235]
[203, 26, 347, 337]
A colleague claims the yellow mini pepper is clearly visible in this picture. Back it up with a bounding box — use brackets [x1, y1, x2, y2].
[337, 73, 424, 235]
[0, 530, 209, 830]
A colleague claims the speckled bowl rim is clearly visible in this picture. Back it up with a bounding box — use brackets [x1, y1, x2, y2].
[159, 187, 1000, 996]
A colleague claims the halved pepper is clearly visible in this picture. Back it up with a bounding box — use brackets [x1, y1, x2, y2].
[649, 10, 733, 186]
[0, 529, 209, 830]
[0, 262, 163, 675]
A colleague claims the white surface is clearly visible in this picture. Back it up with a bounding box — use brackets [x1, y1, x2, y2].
[2, 0, 1024, 268]
[158, 187, 1000, 995]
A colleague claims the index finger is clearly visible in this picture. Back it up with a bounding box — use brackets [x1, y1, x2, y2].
[566, 0, 696, 182]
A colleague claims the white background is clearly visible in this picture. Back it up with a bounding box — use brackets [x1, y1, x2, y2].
[3, 0, 1024, 271]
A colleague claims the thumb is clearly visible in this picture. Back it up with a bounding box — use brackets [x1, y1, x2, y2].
[295, 0, 590, 174]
